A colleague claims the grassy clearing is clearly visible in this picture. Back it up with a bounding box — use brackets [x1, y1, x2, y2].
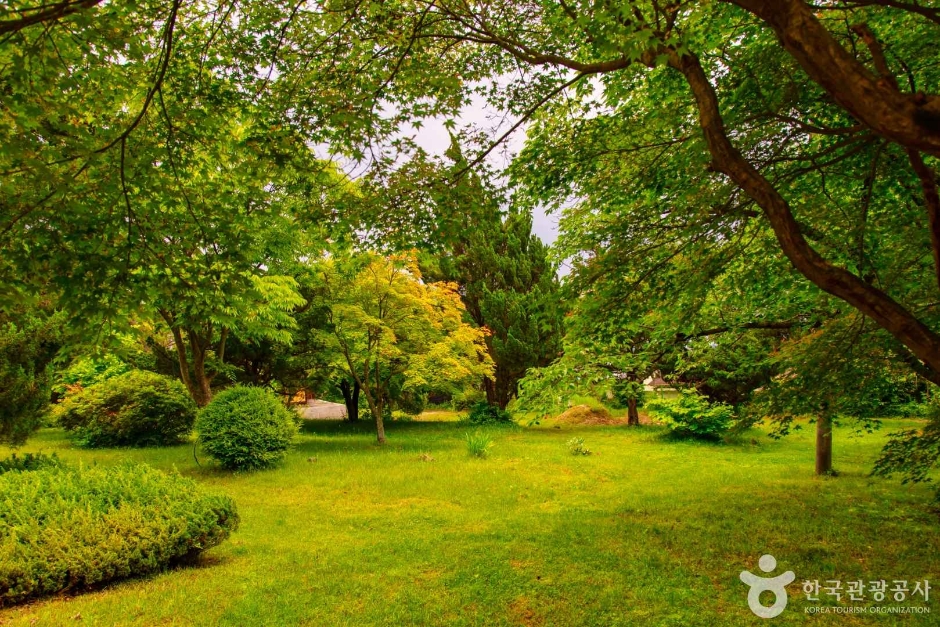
[1, 418, 937, 626]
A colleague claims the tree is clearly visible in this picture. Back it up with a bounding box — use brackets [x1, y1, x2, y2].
[313, 253, 493, 443]
[427, 208, 562, 409]
[0, 302, 64, 444]
[284, 0, 940, 387]
[1, 1, 344, 406]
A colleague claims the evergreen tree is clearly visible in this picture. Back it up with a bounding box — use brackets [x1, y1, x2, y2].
[431, 210, 563, 409]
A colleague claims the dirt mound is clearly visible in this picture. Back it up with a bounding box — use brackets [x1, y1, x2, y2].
[551, 405, 661, 426]
[554, 404, 621, 426]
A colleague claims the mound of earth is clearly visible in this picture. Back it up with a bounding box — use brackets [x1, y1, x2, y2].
[554, 404, 621, 426]
[551, 404, 661, 426]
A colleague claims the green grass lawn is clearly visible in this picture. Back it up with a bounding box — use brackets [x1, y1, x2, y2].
[1, 418, 937, 626]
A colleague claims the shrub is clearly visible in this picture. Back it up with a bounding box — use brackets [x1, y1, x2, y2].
[567, 437, 592, 456]
[391, 410, 416, 422]
[0, 462, 237, 606]
[0, 453, 63, 475]
[646, 390, 735, 441]
[451, 387, 486, 410]
[466, 401, 513, 425]
[0, 308, 64, 445]
[465, 430, 493, 458]
[395, 390, 427, 416]
[53, 354, 130, 398]
[196, 386, 298, 470]
[55, 370, 196, 447]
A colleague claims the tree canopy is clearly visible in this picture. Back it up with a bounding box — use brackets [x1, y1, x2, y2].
[312, 253, 493, 443]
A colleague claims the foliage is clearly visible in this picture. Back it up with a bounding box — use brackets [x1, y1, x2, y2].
[0, 306, 64, 445]
[54, 370, 196, 448]
[567, 437, 592, 456]
[0, 1, 343, 408]
[515, 278, 670, 427]
[313, 252, 494, 443]
[747, 318, 922, 439]
[466, 402, 513, 426]
[0, 462, 237, 607]
[450, 387, 487, 411]
[872, 416, 940, 506]
[646, 390, 735, 441]
[465, 431, 493, 458]
[0, 453, 63, 475]
[196, 386, 298, 470]
[423, 147, 563, 409]
[611, 381, 646, 411]
[675, 333, 782, 407]
[53, 353, 130, 397]
[390, 410, 417, 423]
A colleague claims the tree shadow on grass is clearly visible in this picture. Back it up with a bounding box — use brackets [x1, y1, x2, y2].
[9, 551, 233, 611]
[294, 419, 462, 456]
[299, 418, 459, 435]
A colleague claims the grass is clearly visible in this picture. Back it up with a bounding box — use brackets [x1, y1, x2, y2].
[1, 417, 938, 626]
[464, 430, 494, 458]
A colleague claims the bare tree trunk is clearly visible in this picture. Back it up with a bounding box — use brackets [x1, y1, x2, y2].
[483, 376, 497, 406]
[357, 378, 386, 444]
[363, 393, 386, 444]
[168, 325, 197, 398]
[483, 372, 513, 409]
[815, 412, 833, 476]
[627, 397, 640, 426]
[188, 331, 212, 407]
[339, 379, 360, 422]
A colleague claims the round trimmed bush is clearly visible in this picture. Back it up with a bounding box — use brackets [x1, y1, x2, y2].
[55, 370, 196, 447]
[196, 386, 297, 470]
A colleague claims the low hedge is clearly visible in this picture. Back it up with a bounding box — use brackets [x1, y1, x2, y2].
[0, 461, 238, 606]
[196, 385, 298, 470]
[55, 370, 196, 447]
[0, 452, 62, 475]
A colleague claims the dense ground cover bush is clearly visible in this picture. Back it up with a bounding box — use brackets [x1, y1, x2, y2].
[0, 461, 237, 606]
[466, 401, 513, 425]
[55, 370, 196, 447]
[196, 386, 297, 470]
[646, 390, 735, 440]
[0, 453, 62, 475]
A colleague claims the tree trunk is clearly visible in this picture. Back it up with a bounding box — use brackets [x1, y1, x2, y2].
[372, 398, 386, 444]
[483, 372, 513, 409]
[167, 324, 210, 407]
[484, 376, 497, 406]
[339, 379, 360, 422]
[723, 0, 940, 158]
[675, 52, 940, 386]
[360, 388, 386, 444]
[188, 331, 212, 407]
[627, 397, 640, 426]
[815, 412, 833, 476]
